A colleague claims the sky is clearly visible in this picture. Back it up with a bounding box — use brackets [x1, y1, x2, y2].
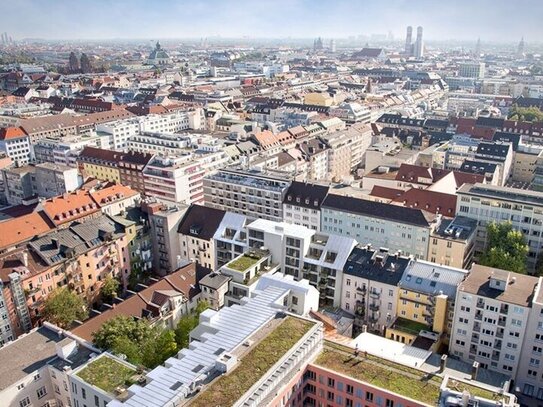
[2, 0, 542, 42]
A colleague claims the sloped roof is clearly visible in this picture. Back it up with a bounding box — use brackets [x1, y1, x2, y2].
[0, 127, 27, 141]
[178, 205, 225, 241]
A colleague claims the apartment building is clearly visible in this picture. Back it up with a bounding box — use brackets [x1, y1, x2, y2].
[27, 215, 132, 310]
[391, 260, 468, 347]
[428, 216, 477, 268]
[0, 270, 32, 343]
[511, 142, 542, 184]
[0, 323, 97, 407]
[145, 201, 188, 275]
[1, 165, 34, 205]
[341, 246, 410, 334]
[203, 167, 292, 222]
[0, 126, 33, 166]
[320, 124, 373, 181]
[178, 204, 226, 269]
[34, 134, 107, 167]
[32, 162, 81, 198]
[283, 181, 329, 230]
[96, 118, 139, 150]
[456, 183, 543, 271]
[77, 146, 123, 184]
[213, 211, 249, 269]
[450, 264, 538, 378]
[143, 155, 206, 204]
[321, 194, 434, 260]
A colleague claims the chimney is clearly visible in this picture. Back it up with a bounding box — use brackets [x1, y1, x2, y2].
[471, 361, 479, 380]
[439, 354, 447, 373]
[51, 238, 59, 248]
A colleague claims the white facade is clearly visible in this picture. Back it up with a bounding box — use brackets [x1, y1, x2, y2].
[450, 265, 536, 378]
[0, 134, 32, 166]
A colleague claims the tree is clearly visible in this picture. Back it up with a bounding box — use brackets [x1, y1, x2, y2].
[93, 315, 179, 369]
[43, 288, 88, 328]
[174, 300, 209, 349]
[479, 221, 529, 274]
[508, 105, 543, 122]
[101, 276, 120, 301]
[93, 315, 153, 350]
[141, 329, 178, 369]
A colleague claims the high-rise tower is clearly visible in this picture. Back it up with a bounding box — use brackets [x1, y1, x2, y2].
[414, 26, 424, 58]
[517, 37, 525, 57]
[475, 37, 481, 57]
[404, 26, 413, 56]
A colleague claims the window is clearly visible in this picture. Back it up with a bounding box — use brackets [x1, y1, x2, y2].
[366, 391, 374, 401]
[386, 399, 394, 407]
[346, 384, 354, 395]
[328, 377, 335, 388]
[37, 386, 47, 399]
[19, 397, 30, 407]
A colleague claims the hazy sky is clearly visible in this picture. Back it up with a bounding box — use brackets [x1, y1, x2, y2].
[3, 0, 541, 42]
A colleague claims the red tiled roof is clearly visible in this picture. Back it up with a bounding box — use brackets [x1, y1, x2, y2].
[392, 188, 457, 217]
[0, 127, 27, 140]
[42, 190, 99, 226]
[0, 211, 55, 250]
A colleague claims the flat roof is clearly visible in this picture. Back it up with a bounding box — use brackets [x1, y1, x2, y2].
[457, 182, 543, 207]
[314, 341, 440, 405]
[190, 316, 314, 407]
[76, 354, 138, 395]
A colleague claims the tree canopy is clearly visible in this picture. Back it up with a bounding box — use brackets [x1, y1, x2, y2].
[93, 315, 177, 369]
[43, 288, 88, 329]
[479, 221, 528, 274]
[101, 276, 120, 301]
[174, 300, 209, 349]
[508, 105, 543, 122]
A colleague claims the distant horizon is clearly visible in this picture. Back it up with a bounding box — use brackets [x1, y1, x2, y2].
[2, 0, 541, 42]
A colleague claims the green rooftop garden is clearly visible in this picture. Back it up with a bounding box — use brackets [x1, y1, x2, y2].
[315, 346, 441, 405]
[77, 356, 137, 394]
[390, 317, 429, 335]
[189, 317, 314, 407]
[226, 253, 262, 272]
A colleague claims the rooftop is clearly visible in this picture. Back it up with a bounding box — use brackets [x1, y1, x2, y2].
[457, 182, 543, 207]
[189, 316, 314, 407]
[459, 264, 538, 307]
[323, 194, 432, 227]
[314, 342, 441, 405]
[226, 251, 264, 272]
[76, 354, 138, 395]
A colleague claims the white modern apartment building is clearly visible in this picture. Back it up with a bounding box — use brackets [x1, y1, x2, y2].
[456, 183, 543, 271]
[450, 264, 538, 378]
[246, 218, 356, 306]
[203, 167, 292, 222]
[214, 211, 249, 269]
[321, 194, 434, 260]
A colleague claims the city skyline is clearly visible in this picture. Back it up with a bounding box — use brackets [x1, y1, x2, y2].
[2, 0, 542, 42]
